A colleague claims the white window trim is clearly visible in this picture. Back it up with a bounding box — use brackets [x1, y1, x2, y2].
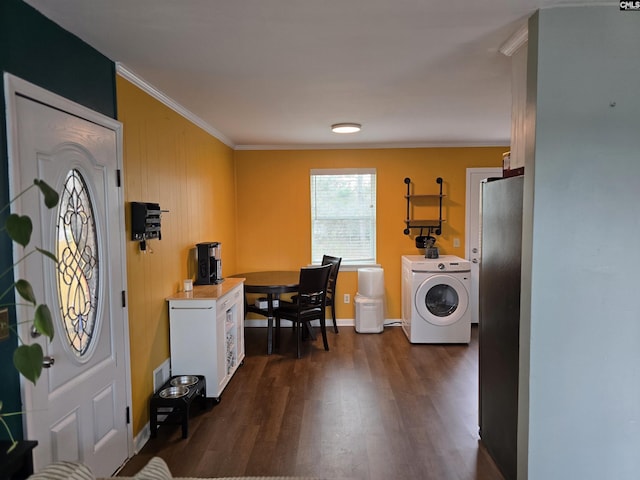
[310, 167, 377, 176]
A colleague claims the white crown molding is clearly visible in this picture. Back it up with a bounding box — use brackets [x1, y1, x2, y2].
[499, 23, 529, 57]
[116, 62, 235, 149]
[235, 140, 508, 151]
[498, 3, 613, 57]
[116, 63, 508, 152]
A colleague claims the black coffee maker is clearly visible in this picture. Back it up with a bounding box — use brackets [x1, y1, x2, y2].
[195, 242, 223, 285]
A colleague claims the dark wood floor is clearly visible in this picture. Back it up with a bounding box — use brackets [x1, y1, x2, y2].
[118, 325, 504, 480]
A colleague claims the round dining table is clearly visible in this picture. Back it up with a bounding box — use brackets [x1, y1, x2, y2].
[231, 270, 300, 354]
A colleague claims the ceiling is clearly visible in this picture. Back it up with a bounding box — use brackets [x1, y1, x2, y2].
[23, 0, 603, 149]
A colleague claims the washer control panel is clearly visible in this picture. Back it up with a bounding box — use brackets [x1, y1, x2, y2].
[402, 254, 471, 273]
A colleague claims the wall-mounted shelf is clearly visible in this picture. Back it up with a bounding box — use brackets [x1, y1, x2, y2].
[403, 177, 444, 235]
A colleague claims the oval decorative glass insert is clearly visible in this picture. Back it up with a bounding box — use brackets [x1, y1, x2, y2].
[56, 169, 99, 356]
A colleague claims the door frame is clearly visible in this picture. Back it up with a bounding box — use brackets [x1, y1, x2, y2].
[3, 73, 134, 462]
[465, 167, 503, 324]
[465, 167, 503, 260]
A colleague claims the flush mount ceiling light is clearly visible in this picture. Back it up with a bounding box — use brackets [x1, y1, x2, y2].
[331, 123, 361, 134]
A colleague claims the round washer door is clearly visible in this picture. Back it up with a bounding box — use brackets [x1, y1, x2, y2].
[415, 274, 469, 326]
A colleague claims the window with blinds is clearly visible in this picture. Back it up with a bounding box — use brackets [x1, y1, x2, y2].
[310, 168, 376, 265]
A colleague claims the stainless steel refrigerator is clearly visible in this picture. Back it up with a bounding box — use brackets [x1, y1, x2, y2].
[478, 175, 523, 480]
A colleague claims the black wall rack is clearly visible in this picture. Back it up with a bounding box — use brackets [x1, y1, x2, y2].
[403, 177, 444, 235]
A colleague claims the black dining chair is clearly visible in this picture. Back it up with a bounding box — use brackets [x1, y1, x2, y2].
[321, 255, 342, 334]
[274, 264, 332, 358]
[290, 255, 342, 334]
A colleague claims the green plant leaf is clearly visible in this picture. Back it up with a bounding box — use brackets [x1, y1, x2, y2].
[13, 343, 43, 384]
[34, 304, 55, 340]
[5, 214, 32, 247]
[15, 279, 36, 305]
[34, 179, 59, 208]
[36, 247, 58, 263]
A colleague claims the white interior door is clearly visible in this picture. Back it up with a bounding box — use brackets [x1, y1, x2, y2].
[465, 167, 502, 323]
[5, 75, 132, 476]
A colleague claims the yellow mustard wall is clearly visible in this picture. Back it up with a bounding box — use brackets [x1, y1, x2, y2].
[116, 77, 237, 437]
[234, 148, 504, 321]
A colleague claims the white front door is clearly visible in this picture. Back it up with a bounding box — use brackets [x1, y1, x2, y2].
[465, 167, 502, 324]
[5, 75, 132, 476]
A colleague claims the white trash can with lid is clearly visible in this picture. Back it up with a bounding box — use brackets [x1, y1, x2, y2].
[354, 294, 384, 333]
[354, 267, 385, 333]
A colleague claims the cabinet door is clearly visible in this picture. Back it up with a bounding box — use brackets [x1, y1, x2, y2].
[169, 300, 218, 386]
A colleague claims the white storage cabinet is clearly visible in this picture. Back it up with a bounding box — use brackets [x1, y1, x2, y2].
[167, 279, 245, 401]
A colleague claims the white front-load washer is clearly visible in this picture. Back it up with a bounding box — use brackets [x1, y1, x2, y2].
[401, 255, 471, 343]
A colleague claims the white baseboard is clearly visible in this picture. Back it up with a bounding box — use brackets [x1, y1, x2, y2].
[244, 318, 401, 328]
[134, 424, 150, 454]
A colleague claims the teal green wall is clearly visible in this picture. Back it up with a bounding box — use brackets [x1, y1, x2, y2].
[0, 0, 116, 440]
